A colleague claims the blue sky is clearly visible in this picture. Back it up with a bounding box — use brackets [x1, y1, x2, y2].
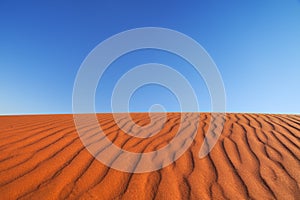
[1, 0, 300, 115]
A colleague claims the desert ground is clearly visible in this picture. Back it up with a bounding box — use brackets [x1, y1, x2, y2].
[0, 113, 299, 199]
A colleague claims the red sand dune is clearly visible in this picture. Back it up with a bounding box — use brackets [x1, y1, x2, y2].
[0, 113, 299, 199]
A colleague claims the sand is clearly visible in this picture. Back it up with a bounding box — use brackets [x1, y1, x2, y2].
[0, 113, 299, 199]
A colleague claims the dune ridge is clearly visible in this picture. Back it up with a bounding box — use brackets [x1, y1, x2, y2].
[0, 113, 299, 199]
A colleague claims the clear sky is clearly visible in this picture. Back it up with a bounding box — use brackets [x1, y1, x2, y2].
[1, 0, 300, 115]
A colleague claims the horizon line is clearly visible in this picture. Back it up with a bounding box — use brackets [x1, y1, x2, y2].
[0, 111, 299, 117]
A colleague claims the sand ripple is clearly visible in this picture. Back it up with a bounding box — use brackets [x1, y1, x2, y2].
[0, 113, 299, 199]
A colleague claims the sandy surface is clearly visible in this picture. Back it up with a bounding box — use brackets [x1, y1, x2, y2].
[0, 113, 299, 199]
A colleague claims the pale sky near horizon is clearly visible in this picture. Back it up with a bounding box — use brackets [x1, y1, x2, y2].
[1, 0, 300, 115]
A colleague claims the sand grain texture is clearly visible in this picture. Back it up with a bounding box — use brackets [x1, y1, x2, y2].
[0, 113, 299, 200]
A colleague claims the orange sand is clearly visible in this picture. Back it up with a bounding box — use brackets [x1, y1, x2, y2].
[0, 113, 299, 199]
